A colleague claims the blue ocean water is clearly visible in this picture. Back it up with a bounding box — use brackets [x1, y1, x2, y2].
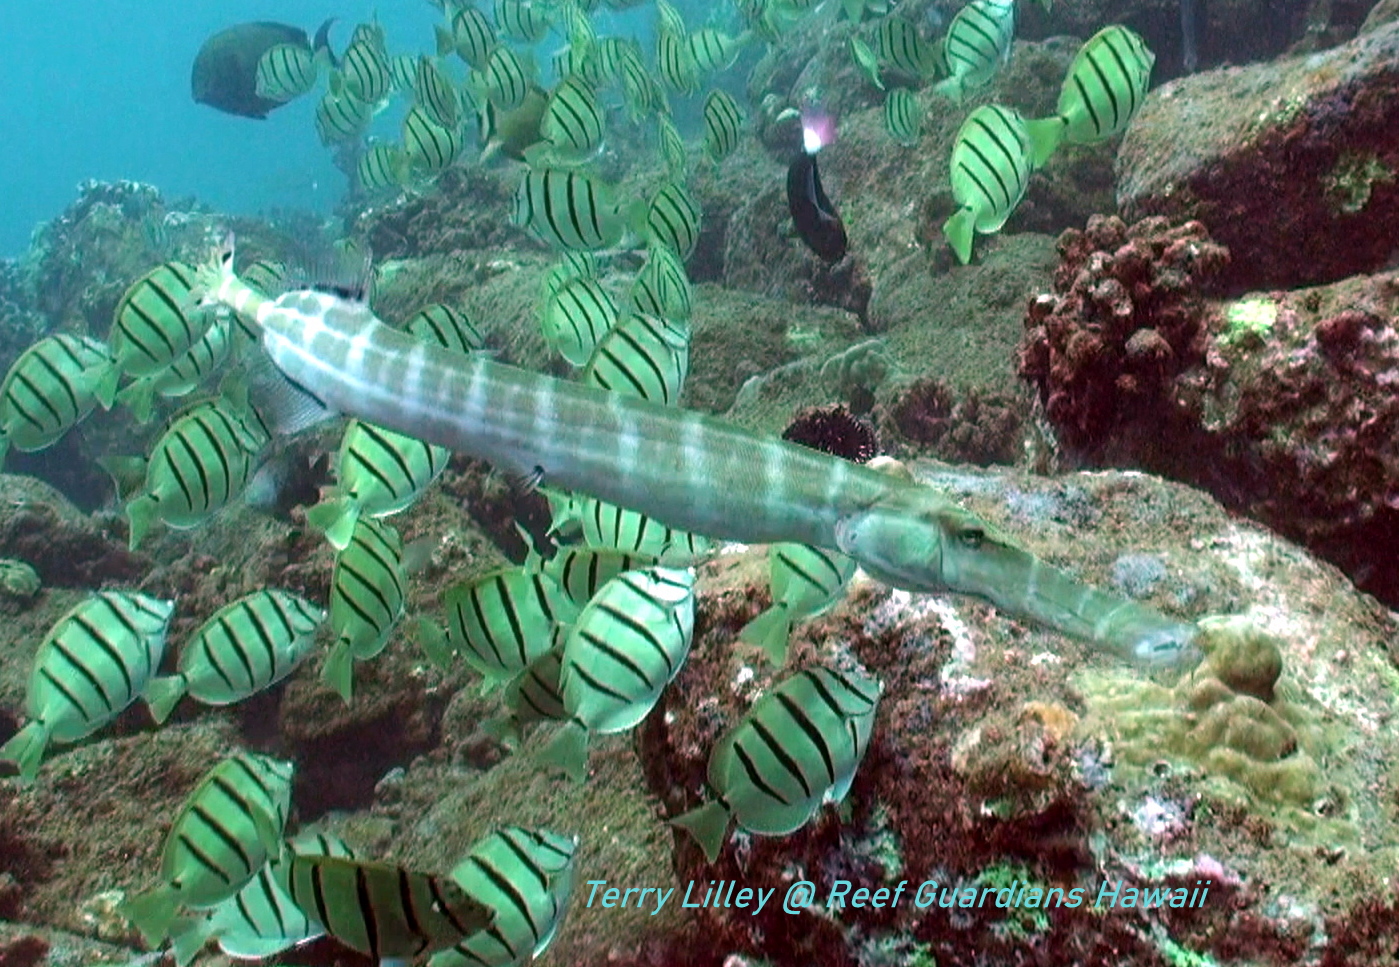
[0, 3, 439, 257]
[0, 3, 724, 258]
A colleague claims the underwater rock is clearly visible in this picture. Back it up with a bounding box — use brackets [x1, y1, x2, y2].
[1018, 214, 1228, 459]
[356, 165, 528, 261]
[0, 475, 144, 588]
[0, 558, 40, 614]
[1119, 19, 1399, 292]
[874, 376, 1026, 466]
[643, 462, 1399, 966]
[1028, 231, 1399, 610]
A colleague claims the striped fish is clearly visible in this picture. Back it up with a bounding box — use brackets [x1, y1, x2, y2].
[357, 143, 409, 193]
[242, 259, 289, 299]
[539, 250, 598, 303]
[656, 29, 698, 95]
[543, 566, 695, 780]
[481, 45, 531, 110]
[406, 303, 484, 355]
[0, 333, 114, 468]
[434, 566, 580, 689]
[529, 544, 659, 608]
[414, 55, 461, 129]
[873, 16, 939, 78]
[108, 261, 214, 379]
[100, 392, 271, 550]
[142, 589, 324, 724]
[116, 317, 234, 424]
[582, 312, 690, 406]
[255, 43, 320, 102]
[437, 5, 497, 68]
[540, 276, 617, 366]
[655, 0, 687, 36]
[404, 105, 464, 175]
[494, 0, 552, 42]
[739, 543, 856, 664]
[687, 28, 749, 75]
[197, 240, 1208, 668]
[306, 418, 450, 550]
[277, 853, 493, 961]
[0, 591, 173, 784]
[642, 182, 701, 260]
[1025, 25, 1155, 167]
[512, 167, 625, 251]
[934, 0, 1017, 101]
[121, 753, 294, 946]
[616, 40, 660, 122]
[671, 664, 882, 862]
[323, 517, 408, 702]
[849, 35, 884, 90]
[883, 87, 921, 146]
[541, 74, 605, 162]
[561, 494, 713, 564]
[189, 830, 356, 965]
[433, 826, 577, 967]
[701, 89, 743, 161]
[315, 89, 373, 144]
[560, 1, 598, 56]
[335, 39, 392, 103]
[942, 103, 1034, 264]
[628, 244, 692, 322]
[482, 640, 568, 746]
[655, 112, 688, 179]
[391, 53, 418, 93]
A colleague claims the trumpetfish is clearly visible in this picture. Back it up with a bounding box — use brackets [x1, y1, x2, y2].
[197, 238, 1200, 665]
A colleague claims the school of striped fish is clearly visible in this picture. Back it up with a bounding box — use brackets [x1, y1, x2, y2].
[0, 1, 1181, 963]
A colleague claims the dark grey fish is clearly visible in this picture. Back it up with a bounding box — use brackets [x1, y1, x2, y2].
[192, 20, 335, 119]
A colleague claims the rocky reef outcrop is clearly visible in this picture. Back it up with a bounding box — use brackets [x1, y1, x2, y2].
[1119, 19, 1399, 293]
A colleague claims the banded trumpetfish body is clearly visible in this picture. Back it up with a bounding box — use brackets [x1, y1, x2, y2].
[201, 251, 1202, 667]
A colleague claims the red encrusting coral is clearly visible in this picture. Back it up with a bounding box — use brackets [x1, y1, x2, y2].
[1018, 215, 1229, 459]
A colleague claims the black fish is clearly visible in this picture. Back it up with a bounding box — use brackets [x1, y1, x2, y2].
[191, 19, 335, 119]
[787, 150, 847, 263]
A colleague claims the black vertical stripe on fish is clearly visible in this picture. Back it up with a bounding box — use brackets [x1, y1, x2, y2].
[579, 629, 656, 688]
[192, 800, 255, 876]
[359, 866, 382, 959]
[50, 637, 115, 712]
[597, 603, 673, 672]
[39, 666, 89, 718]
[786, 151, 847, 263]
[732, 740, 791, 805]
[774, 692, 836, 785]
[27, 354, 77, 419]
[238, 608, 274, 682]
[751, 716, 816, 797]
[178, 832, 234, 883]
[426, 876, 471, 935]
[310, 863, 334, 933]
[79, 603, 138, 694]
[201, 631, 238, 691]
[468, 854, 538, 937]
[570, 661, 631, 702]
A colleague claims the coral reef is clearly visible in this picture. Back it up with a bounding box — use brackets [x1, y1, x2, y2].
[0, 475, 144, 589]
[1025, 217, 1399, 609]
[875, 376, 1025, 466]
[1118, 19, 1399, 292]
[1018, 214, 1228, 458]
[638, 464, 1399, 966]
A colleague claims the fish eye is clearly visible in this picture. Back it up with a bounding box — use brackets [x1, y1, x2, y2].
[958, 526, 985, 548]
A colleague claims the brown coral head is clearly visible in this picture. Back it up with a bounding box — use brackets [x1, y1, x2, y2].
[782, 404, 879, 463]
